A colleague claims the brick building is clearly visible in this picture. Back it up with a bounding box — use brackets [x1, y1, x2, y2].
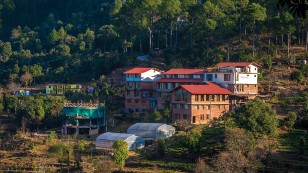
[205, 62, 261, 108]
[124, 68, 162, 113]
[170, 82, 232, 124]
[153, 69, 205, 109]
[123, 62, 261, 124]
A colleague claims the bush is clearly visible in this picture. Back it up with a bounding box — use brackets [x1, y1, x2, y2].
[94, 158, 114, 173]
[48, 131, 57, 142]
[290, 70, 304, 83]
[28, 141, 35, 150]
[74, 140, 89, 153]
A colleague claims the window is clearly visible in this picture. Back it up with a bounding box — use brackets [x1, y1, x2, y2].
[127, 91, 131, 96]
[141, 100, 146, 103]
[194, 105, 199, 110]
[222, 95, 226, 101]
[195, 95, 199, 101]
[216, 95, 220, 101]
[127, 99, 131, 103]
[180, 104, 184, 109]
[176, 104, 181, 109]
[135, 99, 139, 103]
[173, 104, 176, 109]
[142, 108, 146, 112]
[217, 105, 220, 109]
[215, 74, 217, 78]
[206, 74, 213, 81]
[206, 105, 210, 110]
[255, 68, 257, 70]
[200, 114, 205, 120]
[254, 75, 256, 77]
[247, 75, 249, 76]
[128, 82, 133, 88]
[135, 74, 141, 78]
[206, 95, 210, 101]
[201, 105, 204, 109]
[201, 95, 204, 101]
[178, 75, 185, 78]
[175, 93, 181, 101]
[206, 114, 210, 119]
[134, 91, 139, 97]
[135, 82, 140, 89]
[183, 94, 189, 101]
[183, 114, 187, 119]
[167, 83, 172, 90]
[224, 74, 231, 81]
[255, 85, 257, 87]
[135, 108, 139, 112]
[159, 83, 164, 89]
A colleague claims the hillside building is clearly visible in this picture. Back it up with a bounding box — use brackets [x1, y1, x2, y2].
[62, 102, 106, 135]
[124, 67, 162, 113]
[46, 84, 82, 95]
[170, 83, 232, 124]
[153, 69, 205, 109]
[123, 62, 261, 124]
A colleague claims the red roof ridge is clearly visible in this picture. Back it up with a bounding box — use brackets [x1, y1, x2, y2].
[171, 82, 232, 95]
[216, 62, 261, 67]
[124, 67, 159, 74]
[163, 68, 206, 75]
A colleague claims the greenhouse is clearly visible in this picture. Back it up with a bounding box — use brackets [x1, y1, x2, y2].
[127, 123, 176, 139]
[95, 132, 145, 150]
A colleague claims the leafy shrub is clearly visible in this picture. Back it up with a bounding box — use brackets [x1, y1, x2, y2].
[48, 131, 57, 142]
[290, 70, 304, 83]
[74, 140, 89, 153]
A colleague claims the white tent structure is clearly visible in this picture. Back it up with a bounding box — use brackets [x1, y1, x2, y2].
[127, 123, 176, 139]
[95, 132, 145, 150]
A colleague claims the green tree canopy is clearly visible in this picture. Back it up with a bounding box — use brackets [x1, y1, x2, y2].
[112, 139, 129, 169]
[233, 98, 278, 137]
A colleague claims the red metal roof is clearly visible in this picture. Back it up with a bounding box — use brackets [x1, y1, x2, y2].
[174, 82, 232, 95]
[216, 62, 261, 67]
[156, 78, 203, 83]
[163, 69, 205, 75]
[123, 68, 153, 74]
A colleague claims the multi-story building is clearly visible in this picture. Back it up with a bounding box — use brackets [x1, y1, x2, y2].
[204, 62, 260, 108]
[153, 69, 205, 109]
[124, 62, 260, 124]
[63, 102, 106, 135]
[204, 62, 260, 97]
[170, 82, 232, 124]
[124, 67, 162, 113]
[46, 84, 82, 95]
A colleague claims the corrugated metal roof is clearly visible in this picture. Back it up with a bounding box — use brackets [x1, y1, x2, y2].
[163, 69, 205, 75]
[128, 123, 174, 131]
[96, 132, 136, 141]
[174, 82, 232, 95]
[124, 68, 153, 74]
[216, 62, 261, 67]
[156, 78, 203, 83]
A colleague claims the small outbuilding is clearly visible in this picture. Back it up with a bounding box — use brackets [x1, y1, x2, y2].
[95, 132, 145, 150]
[127, 123, 176, 139]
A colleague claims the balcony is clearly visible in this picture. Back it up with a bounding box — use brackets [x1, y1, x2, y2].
[233, 91, 258, 95]
[125, 77, 141, 82]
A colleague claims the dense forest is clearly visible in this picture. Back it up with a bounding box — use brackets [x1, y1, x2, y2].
[0, 0, 307, 86]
